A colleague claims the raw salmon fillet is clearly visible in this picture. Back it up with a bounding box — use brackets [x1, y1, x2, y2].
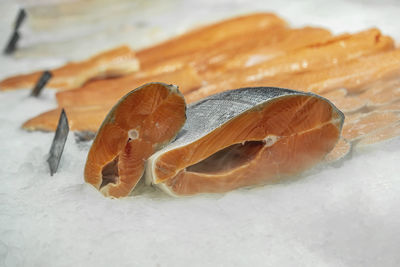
[55, 26, 332, 108]
[184, 26, 332, 80]
[360, 78, 400, 107]
[320, 89, 367, 113]
[22, 106, 112, 132]
[135, 24, 289, 78]
[136, 13, 286, 67]
[324, 137, 352, 163]
[356, 121, 400, 147]
[186, 29, 394, 103]
[23, 66, 203, 131]
[376, 101, 400, 112]
[265, 48, 400, 95]
[14, 12, 400, 161]
[84, 83, 186, 198]
[219, 29, 392, 82]
[342, 111, 400, 141]
[145, 87, 343, 196]
[23, 67, 201, 132]
[56, 66, 202, 107]
[134, 26, 333, 84]
[0, 46, 139, 91]
[213, 27, 333, 73]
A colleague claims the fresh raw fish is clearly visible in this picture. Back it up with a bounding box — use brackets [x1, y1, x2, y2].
[220, 29, 392, 83]
[22, 106, 112, 132]
[0, 13, 284, 91]
[136, 24, 288, 78]
[23, 67, 201, 131]
[267, 48, 400, 95]
[324, 138, 352, 163]
[194, 26, 333, 79]
[185, 29, 394, 103]
[56, 66, 202, 107]
[342, 111, 400, 141]
[145, 87, 344, 196]
[356, 121, 400, 147]
[135, 27, 332, 82]
[14, 11, 400, 158]
[55, 27, 333, 108]
[0, 46, 139, 91]
[136, 13, 286, 67]
[375, 101, 400, 112]
[84, 83, 186, 198]
[212, 27, 333, 73]
[23, 67, 202, 131]
[360, 78, 400, 107]
[320, 89, 367, 113]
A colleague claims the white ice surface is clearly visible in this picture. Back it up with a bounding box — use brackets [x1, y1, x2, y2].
[1, 0, 400, 266]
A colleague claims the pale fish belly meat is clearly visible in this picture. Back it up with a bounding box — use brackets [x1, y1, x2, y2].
[145, 87, 344, 196]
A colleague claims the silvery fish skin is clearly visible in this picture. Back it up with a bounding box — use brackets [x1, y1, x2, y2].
[145, 87, 344, 196]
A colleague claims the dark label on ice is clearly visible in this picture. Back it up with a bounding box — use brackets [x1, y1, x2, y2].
[47, 109, 69, 176]
[14, 9, 27, 31]
[3, 31, 20, 54]
[31, 71, 52, 97]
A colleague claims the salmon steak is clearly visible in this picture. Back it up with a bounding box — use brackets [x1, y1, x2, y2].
[145, 87, 344, 196]
[0, 46, 139, 91]
[84, 83, 186, 198]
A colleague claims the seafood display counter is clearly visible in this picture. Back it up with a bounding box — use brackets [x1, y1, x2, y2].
[0, 1, 399, 266]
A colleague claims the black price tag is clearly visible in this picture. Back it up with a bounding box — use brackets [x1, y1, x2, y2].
[31, 71, 52, 97]
[14, 9, 26, 31]
[3, 9, 26, 55]
[3, 31, 20, 54]
[47, 109, 69, 176]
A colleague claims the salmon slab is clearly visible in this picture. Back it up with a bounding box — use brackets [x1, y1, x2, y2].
[185, 29, 394, 103]
[342, 111, 400, 142]
[22, 106, 112, 132]
[145, 87, 344, 196]
[0, 46, 139, 91]
[56, 66, 203, 107]
[22, 67, 202, 132]
[208, 27, 332, 74]
[210, 28, 393, 84]
[135, 24, 288, 78]
[84, 83, 186, 198]
[54, 26, 333, 108]
[263, 48, 400, 95]
[324, 137, 352, 163]
[136, 13, 286, 67]
[356, 121, 400, 147]
[141, 26, 332, 81]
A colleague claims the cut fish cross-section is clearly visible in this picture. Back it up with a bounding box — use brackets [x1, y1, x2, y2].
[146, 87, 344, 196]
[84, 82, 186, 198]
